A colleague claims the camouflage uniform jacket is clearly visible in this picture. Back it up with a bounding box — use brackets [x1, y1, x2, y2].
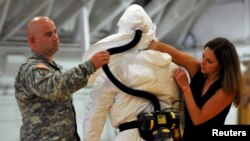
[15, 52, 96, 141]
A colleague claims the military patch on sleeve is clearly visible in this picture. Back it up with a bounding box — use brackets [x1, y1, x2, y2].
[33, 64, 52, 83]
[35, 63, 50, 70]
[34, 63, 51, 76]
[38, 69, 50, 76]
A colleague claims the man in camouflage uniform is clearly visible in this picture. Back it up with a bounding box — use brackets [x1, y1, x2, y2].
[15, 16, 110, 141]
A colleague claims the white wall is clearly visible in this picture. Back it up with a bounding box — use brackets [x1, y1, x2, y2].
[191, 0, 248, 46]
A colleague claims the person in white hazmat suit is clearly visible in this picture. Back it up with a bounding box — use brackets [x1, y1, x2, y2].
[82, 4, 183, 141]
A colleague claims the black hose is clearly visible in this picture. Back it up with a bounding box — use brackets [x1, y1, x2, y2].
[102, 29, 160, 111]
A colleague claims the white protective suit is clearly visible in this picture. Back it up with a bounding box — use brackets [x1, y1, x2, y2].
[82, 4, 181, 141]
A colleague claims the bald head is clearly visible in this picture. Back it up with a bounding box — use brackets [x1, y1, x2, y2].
[27, 16, 54, 36]
[26, 16, 59, 61]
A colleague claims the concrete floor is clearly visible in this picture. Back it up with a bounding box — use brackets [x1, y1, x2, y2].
[0, 90, 237, 141]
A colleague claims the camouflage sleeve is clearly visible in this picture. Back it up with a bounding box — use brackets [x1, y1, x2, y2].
[25, 60, 96, 99]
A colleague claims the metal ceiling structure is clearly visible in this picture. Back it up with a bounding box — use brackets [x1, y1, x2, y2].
[1, 0, 250, 94]
[1, 1, 250, 141]
[0, 0, 213, 47]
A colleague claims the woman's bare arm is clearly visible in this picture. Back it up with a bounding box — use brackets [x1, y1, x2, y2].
[147, 40, 200, 78]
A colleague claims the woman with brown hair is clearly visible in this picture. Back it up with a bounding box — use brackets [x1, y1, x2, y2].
[149, 37, 244, 140]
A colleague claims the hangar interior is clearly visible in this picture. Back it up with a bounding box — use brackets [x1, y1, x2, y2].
[0, 0, 250, 140]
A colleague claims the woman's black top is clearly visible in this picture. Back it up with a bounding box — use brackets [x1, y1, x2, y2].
[182, 69, 232, 141]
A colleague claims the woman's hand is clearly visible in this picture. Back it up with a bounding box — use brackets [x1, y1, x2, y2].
[173, 68, 190, 91]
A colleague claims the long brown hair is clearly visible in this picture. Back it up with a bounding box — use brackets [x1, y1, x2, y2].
[204, 37, 244, 107]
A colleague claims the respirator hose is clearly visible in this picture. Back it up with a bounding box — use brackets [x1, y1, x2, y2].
[102, 29, 160, 111]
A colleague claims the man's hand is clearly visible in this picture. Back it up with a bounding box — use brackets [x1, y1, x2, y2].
[90, 51, 110, 69]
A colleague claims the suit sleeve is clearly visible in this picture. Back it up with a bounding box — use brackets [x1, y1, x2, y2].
[82, 73, 118, 141]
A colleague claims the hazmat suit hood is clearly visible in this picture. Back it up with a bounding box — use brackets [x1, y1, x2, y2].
[82, 4, 157, 85]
